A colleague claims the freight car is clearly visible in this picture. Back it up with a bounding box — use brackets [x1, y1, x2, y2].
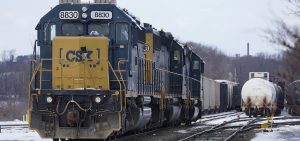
[241, 72, 284, 117]
[232, 84, 242, 111]
[27, 0, 205, 140]
[202, 78, 239, 113]
[215, 80, 239, 111]
[287, 80, 300, 116]
[202, 77, 219, 113]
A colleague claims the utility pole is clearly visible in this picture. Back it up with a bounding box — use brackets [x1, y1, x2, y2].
[247, 42, 250, 57]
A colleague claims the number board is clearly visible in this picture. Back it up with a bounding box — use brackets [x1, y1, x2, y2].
[91, 11, 112, 20]
[59, 11, 79, 20]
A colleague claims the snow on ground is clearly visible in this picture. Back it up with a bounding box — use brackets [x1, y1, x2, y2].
[201, 111, 235, 118]
[0, 120, 51, 141]
[251, 125, 300, 141]
[256, 119, 300, 124]
[0, 119, 27, 125]
[205, 113, 248, 125]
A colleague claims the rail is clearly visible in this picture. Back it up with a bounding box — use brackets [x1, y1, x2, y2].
[0, 124, 28, 133]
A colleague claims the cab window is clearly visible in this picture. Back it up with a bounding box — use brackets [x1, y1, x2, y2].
[62, 23, 84, 36]
[88, 23, 110, 36]
[193, 60, 200, 70]
[174, 50, 180, 61]
[116, 23, 129, 42]
[44, 23, 56, 42]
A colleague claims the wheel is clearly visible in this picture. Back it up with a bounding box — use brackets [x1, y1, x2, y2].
[253, 112, 257, 117]
[185, 120, 191, 125]
[53, 139, 59, 141]
[275, 109, 282, 116]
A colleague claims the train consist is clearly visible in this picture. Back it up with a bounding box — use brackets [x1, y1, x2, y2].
[28, 0, 206, 140]
[202, 77, 241, 113]
[241, 72, 284, 117]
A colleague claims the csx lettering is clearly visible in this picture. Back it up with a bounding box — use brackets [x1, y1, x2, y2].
[66, 50, 93, 62]
[59, 11, 79, 19]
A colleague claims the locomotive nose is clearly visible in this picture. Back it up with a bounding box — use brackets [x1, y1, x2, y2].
[52, 36, 110, 90]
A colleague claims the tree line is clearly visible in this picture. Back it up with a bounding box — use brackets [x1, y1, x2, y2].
[0, 50, 30, 120]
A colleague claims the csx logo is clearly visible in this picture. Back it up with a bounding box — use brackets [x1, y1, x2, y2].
[66, 50, 93, 62]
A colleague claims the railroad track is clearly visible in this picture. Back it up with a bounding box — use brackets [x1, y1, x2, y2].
[178, 118, 256, 141]
[0, 124, 28, 133]
[117, 112, 245, 141]
[3, 114, 300, 141]
[179, 116, 300, 141]
[119, 113, 300, 141]
[199, 112, 244, 123]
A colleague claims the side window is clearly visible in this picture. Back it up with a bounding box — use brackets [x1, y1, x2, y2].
[50, 25, 56, 40]
[174, 50, 180, 61]
[44, 23, 56, 42]
[116, 23, 129, 43]
[193, 60, 200, 70]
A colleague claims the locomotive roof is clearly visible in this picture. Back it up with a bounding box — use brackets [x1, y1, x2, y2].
[37, 3, 141, 30]
[36, 3, 204, 63]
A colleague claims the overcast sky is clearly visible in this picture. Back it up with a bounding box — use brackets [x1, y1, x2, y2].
[0, 0, 295, 56]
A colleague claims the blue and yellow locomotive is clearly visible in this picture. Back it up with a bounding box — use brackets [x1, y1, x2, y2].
[28, 0, 204, 140]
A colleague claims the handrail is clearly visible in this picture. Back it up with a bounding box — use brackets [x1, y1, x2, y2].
[117, 59, 128, 110]
[30, 58, 106, 90]
[108, 61, 122, 109]
[108, 61, 123, 131]
[28, 59, 41, 126]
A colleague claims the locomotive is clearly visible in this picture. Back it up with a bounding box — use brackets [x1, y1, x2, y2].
[28, 0, 204, 140]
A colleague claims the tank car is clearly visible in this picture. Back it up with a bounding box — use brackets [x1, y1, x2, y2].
[287, 80, 300, 116]
[241, 78, 284, 117]
[27, 0, 204, 140]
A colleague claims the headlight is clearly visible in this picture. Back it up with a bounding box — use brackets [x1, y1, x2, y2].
[82, 6, 88, 12]
[82, 13, 88, 19]
[46, 96, 53, 103]
[95, 97, 101, 103]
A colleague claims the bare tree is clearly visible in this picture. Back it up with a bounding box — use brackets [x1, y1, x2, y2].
[265, 0, 300, 115]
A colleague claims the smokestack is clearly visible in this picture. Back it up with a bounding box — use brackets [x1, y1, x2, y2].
[59, 0, 81, 4]
[247, 42, 250, 57]
[94, 0, 117, 4]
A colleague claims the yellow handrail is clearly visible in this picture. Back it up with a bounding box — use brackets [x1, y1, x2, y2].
[108, 61, 123, 131]
[27, 59, 42, 126]
[117, 59, 128, 111]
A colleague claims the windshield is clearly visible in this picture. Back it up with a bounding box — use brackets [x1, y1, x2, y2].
[116, 23, 129, 42]
[62, 23, 84, 36]
[88, 23, 110, 36]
